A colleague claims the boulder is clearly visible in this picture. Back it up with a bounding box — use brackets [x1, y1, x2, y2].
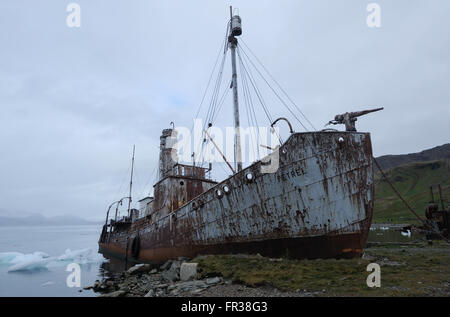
[127, 263, 152, 275]
[180, 263, 198, 281]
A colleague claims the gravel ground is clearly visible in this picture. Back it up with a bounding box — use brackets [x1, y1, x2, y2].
[89, 244, 450, 297]
[88, 259, 322, 297]
[177, 283, 321, 297]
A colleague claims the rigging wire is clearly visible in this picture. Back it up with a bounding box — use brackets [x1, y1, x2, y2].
[190, 26, 229, 134]
[195, 24, 231, 168]
[238, 50, 261, 160]
[190, 28, 229, 170]
[236, 46, 282, 144]
[138, 164, 158, 200]
[197, 53, 227, 167]
[240, 38, 316, 131]
[211, 82, 231, 124]
[132, 163, 143, 204]
[238, 43, 309, 132]
[112, 160, 132, 201]
[202, 52, 227, 135]
[235, 47, 273, 125]
[196, 23, 318, 170]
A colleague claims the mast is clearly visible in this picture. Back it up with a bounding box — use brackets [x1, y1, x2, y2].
[229, 6, 243, 172]
[127, 145, 135, 218]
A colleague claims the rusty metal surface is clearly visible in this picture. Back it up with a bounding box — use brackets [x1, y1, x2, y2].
[99, 131, 374, 262]
[425, 185, 450, 238]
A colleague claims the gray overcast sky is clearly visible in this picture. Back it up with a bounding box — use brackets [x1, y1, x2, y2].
[0, 1, 449, 220]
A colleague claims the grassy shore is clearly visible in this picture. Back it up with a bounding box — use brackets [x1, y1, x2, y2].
[373, 160, 450, 224]
[194, 241, 450, 296]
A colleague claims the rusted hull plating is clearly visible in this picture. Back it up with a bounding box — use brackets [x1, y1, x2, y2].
[99, 131, 374, 262]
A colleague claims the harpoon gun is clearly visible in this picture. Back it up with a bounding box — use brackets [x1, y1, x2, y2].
[326, 107, 384, 131]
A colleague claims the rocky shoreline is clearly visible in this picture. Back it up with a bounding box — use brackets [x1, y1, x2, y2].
[85, 243, 450, 297]
[85, 256, 315, 297]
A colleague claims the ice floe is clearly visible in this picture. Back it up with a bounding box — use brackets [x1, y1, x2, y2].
[0, 248, 105, 272]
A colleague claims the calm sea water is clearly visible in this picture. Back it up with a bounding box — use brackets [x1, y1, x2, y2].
[0, 225, 107, 297]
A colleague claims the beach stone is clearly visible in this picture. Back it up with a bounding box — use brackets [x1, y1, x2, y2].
[170, 260, 182, 271]
[180, 263, 198, 281]
[105, 280, 115, 287]
[206, 277, 221, 285]
[144, 289, 154, 297]
[127, 263, 151, 275]
[175, 280, 208, 292]
[156, 290, 165, 297]
[160, 260, 172, 271]
[162, 267, 179, 282]
[269, 258, 283, 262]
[191, 288, 204, 294]
[119, 285, 130, 292]
[92, 280, 101, 291]
[99, 290, 126, 297]
[161, 261, 182, 282]
[362, 253, 376, 261]
[153, 283, 169, 289]
[379, 259, 403, 266]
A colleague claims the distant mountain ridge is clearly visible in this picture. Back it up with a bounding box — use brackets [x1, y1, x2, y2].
[373, 141, 450, 224]
[0, 213, 102, 227]
[373, 159, 450, 223]
[376, 143, 450, 171]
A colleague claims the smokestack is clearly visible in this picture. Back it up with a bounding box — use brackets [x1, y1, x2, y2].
[158, 128, 178, 179]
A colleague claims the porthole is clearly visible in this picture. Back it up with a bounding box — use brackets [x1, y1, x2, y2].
[338, 137, 344, 143]
[180, 181, 184, 186]
[216, 189, 224, 199]
[222, 185, 231, 194]
[192, 202, 198, 210]
[245, 172, 254, 183]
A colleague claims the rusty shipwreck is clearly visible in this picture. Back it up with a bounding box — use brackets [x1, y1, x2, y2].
[98, 9, 382, 263]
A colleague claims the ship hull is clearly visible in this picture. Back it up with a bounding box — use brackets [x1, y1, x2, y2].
[99, 231, 366, 262]
[99, 131, 374, 263]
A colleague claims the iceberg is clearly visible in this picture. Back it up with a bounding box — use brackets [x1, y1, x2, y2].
[0, 248, 105, 272]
